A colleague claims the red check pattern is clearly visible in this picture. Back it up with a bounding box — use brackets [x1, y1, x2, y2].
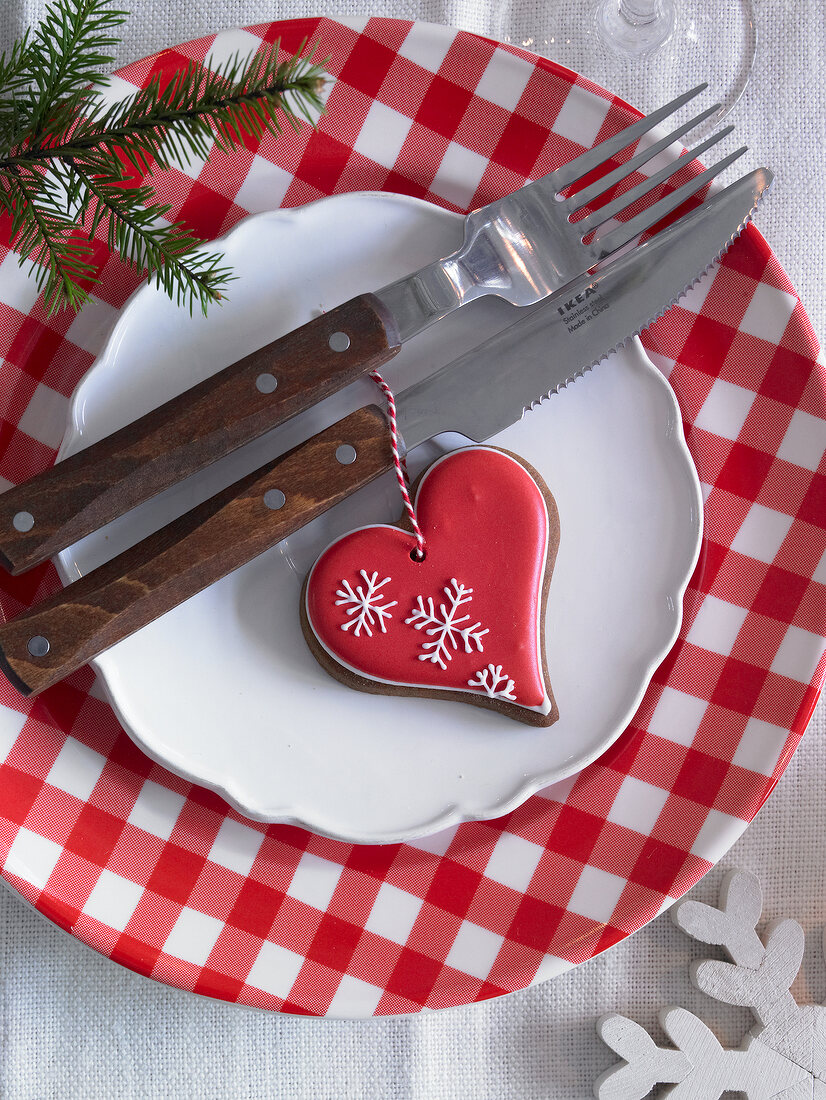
[0, 19, 823, 1017]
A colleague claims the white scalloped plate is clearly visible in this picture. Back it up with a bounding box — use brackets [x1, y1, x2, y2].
[54, 191, 702, 843]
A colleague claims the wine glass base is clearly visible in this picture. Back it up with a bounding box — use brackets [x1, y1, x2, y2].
[503, 0, 756, 135]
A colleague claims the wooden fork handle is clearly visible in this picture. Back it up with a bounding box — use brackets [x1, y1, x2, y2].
[0, 294, 401, 575]
[0, 405, 395, 697]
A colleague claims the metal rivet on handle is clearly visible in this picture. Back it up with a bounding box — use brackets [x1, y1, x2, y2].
[256, 373, 278, 394]
[328, 331, 351, 352]
[13, 511, 34, 532]
[335, 444, 357, 466]
[27, 635, 50, 657]
[264, 489, 286, 510]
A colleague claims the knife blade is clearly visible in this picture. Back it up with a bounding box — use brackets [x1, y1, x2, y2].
[0, 167, 772, 696]
[0, 86, 742, 576]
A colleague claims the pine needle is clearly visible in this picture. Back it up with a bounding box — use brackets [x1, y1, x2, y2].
[0, 0, 328, 315]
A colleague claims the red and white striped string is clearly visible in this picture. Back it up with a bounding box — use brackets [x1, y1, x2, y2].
[369, 370, 425, 560]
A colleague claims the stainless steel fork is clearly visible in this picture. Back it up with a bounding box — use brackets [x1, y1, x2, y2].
[376, 83, 744, 339]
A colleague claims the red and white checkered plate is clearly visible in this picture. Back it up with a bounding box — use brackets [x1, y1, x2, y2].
[0, 18, 823, 1017]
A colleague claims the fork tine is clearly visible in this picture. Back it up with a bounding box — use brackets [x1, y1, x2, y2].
[577, 125, 735, 235]
[550, 83, 708, 193]
[566, 102, 722, 213]
[591, 146, 749, 260]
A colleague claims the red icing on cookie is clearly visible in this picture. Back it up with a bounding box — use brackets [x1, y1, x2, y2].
[303, 447, 559, 723]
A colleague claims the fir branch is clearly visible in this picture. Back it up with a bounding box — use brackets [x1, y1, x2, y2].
[11, 45, 327, 172]
[0, 27, 32, 98]
[65, 156, 236, 312]
[4, 165, 97, 312]
[0, 30, 34, 152]
[24, 0, 127, 142]
[0, 0, 328, 315]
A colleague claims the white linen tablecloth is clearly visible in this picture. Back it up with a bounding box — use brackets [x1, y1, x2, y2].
[0, 2, 823, 1097]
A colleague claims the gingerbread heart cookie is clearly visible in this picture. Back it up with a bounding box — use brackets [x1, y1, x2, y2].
[301, 445, 560, 726]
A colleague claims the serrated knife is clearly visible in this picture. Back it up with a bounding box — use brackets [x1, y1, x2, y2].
[0, 167, 772, 696]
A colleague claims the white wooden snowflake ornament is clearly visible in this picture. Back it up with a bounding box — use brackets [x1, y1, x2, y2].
[595, 868, 826, 1099]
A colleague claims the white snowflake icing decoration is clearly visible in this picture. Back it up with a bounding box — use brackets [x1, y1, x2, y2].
[335, 570, 397, 637]
[468, 664, 517, 701]
[405, 579, 489, 670]
[595, 868, 826, 1100]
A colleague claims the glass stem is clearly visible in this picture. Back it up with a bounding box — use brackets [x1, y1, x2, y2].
[596, 0, 675, 56]
[618, 1, 662, 25]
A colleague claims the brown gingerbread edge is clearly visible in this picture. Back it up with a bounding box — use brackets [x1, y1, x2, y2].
[299, 444, 561, 728]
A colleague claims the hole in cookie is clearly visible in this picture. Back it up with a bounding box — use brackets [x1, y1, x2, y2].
[409, 548, 426, 562]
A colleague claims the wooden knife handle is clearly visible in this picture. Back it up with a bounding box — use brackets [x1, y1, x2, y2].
[0, 293, 401, 575]
[0, 405, 395, 697]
